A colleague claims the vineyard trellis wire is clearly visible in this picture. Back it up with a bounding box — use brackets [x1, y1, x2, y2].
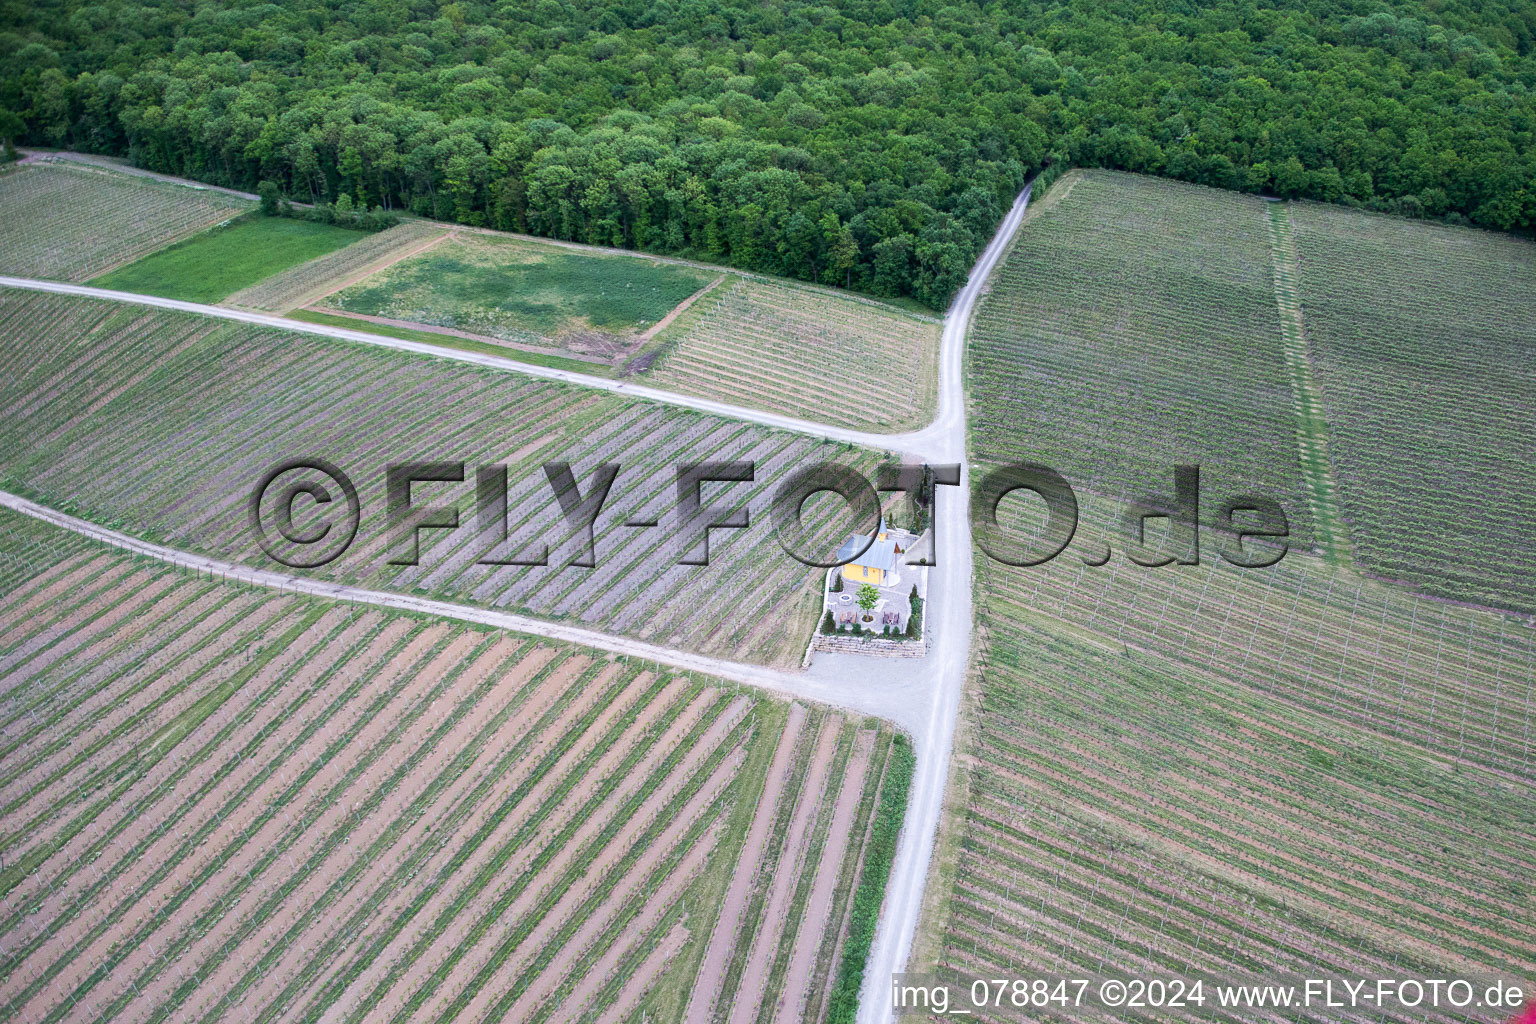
[0, 513, 899, 1024]
[0, 162, 251, 282]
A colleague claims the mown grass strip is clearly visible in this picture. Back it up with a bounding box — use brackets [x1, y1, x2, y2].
[825, 733, 914, 1024]
[1267, 202, 1351, 565]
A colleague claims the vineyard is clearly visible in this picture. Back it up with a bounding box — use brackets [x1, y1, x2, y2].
[0, 161, 251, 282]
[978, 495, 1536, 777]
[1286, 203, 1536, 613]
[640, 277, 941, 433]
[939, 169, 1536, 1022]
[0, 290, 891, 669]
[0, 508, 904, 1023]
[967, 170, 1315, 548]
[324, 233, 714, 363]
[223, 220, 451, 312]
[937, 576, 1536, 1024]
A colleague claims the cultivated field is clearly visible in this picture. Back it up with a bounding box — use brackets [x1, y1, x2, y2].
[0, 509, 905, 1024]
[323, 233, 714, 363]
[935, 169, 1536, 1022]
[223, 221, 451, 313]
[1286, 203, 1536, 612]
[0, 291, 889, 669]
[641, 277, 941, 432]
[977, 506, 1536, 781]
[89, 216, 367, 304]
[967, 170, 1316, 547]
[0, 161, 251, 281]
[935, 566, 1536, 1023]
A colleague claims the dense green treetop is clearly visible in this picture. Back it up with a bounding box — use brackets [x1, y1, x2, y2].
[3, 0, 1533, 307]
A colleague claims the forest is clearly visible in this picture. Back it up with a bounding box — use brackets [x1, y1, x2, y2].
[3, 0, 1534, 307]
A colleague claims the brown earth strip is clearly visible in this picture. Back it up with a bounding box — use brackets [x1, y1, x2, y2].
[773, 728, 877, 1024]
[303, 305, 612, 366]
[594, 920, 691, 1024]
[684, 702, 808, 1024]
[243, 226, 453, 313]
[727, 716, 842, 1024]
[641, 274, 725, 343]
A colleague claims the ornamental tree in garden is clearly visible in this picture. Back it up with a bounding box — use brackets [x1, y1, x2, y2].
[856, 583, 879, 619]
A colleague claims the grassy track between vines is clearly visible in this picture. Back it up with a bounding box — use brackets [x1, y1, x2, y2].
[1265, 203, 1351, 565]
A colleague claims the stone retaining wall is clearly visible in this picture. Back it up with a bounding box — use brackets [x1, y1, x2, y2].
[807, 633, 927, 660]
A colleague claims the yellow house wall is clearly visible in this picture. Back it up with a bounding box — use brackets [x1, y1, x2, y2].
[841, 563, 884, 586]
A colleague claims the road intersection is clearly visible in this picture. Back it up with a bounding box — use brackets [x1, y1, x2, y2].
[0, 183, 1031, 1024]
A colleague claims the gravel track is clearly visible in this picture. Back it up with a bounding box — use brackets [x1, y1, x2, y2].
[0, 183, 1031, 1024]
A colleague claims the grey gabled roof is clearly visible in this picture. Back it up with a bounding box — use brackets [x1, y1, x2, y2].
[836, 533, 898, 573]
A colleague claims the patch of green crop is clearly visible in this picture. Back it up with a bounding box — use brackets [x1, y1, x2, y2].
[329, 236, 712, 341]
[90, 216, 365, 303]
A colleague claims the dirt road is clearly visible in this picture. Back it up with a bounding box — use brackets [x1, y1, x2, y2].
[0, 183, 1032, 1024]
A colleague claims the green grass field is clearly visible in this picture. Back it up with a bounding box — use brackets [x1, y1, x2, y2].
[90, 216, 366, 303]
[328, 234, 713, 356]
